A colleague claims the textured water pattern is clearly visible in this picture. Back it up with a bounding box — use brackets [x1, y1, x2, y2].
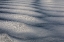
[0, 0, 64, 42]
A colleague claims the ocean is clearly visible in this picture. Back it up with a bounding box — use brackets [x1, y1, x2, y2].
[0, 0, 64, 42]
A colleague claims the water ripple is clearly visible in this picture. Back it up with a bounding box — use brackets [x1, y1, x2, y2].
[0, 0, 64, 42]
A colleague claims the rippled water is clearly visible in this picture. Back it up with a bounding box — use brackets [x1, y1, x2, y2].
[0, 0, 64, 42]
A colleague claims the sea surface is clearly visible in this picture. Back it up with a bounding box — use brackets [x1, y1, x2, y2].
[0, 0, 64, 42]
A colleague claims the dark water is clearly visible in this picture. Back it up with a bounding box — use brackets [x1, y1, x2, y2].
[0, 0, 64, 42]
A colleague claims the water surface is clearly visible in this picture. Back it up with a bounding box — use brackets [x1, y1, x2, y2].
[0, 0, 64, 42]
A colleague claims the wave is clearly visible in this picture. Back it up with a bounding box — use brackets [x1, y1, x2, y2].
[0, 0, 64, 42]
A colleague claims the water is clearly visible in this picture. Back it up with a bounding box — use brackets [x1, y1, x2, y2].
[0, 0, 64, 42]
